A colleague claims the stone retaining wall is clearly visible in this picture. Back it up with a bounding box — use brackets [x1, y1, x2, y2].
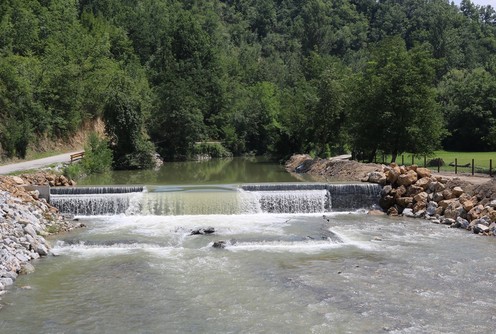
[364, 164, 496, 236]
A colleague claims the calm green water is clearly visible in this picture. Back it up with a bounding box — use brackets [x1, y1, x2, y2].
[79, 157, 310, 185]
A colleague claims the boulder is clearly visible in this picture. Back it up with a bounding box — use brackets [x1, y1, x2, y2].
[442, 218, 456, 226]
[368, 172, 387, 185]
[456, 217, 470, 229]
[415, 177, 431, 191]
[444, 202, 464, 219]
[191, 227, 215, 235]
[413, 201, 427, 213]
[386, 169, 400, 184]
[396, 197, 414, 207]
[387, 206, 399, 216]
[23, 224, 37, 239]
[406, 185, 424, 197]
[397, 170, 418, 187]
[426, 202, 438, 216]
[379, 195, 395, 210]
[489, 210, 496, 222]
[12, 176, 25, 185]
[380, 185, 393, 197]
[452, 186, 464, 197]
[394, 185, 407, 199]
[468, 204, 485, 221]
[212, 241, 227, 249]
[407, 164, 418, 172]
[442, 189, 455, 200]
[429, 182, 446, 193]
[413, 192, 428, 204]
[432, 192, 444, 203]
[367, 210, 385, 216]
[416, 167, 432, 178]
[462, 200, 475, 212]
[402, 208, 415, 218]
[439, 199, 456, 209]
[32, 242, 49, 256]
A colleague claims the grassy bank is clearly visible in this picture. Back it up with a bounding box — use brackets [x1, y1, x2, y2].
[372, 151, 496, 174]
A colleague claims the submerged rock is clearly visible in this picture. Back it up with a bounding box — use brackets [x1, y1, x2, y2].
[212, 241, 227, 249]
[191, 227, 215, 235]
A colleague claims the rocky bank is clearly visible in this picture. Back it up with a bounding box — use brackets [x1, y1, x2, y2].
[286, 154, 496, 237]
[0, 173, 82, 303]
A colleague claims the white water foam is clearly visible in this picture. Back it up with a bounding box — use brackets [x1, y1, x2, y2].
[52, 241, 167, 258]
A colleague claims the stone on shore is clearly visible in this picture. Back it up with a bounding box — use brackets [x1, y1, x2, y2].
[363, 161, 496, 237]
[0, 174, 82, 299]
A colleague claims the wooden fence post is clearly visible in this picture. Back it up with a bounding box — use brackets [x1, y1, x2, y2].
[472, 159, 475, 176]
[455, 158, 458, 174]
[438, 159, 440, 173]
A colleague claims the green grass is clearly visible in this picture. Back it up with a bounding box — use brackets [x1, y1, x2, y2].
[373, 150, 496, 175]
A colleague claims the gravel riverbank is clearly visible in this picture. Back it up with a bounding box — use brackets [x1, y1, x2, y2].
[0, 174, 82, 304]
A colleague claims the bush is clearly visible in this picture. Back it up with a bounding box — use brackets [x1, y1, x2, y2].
[113, 138, 156, 170]
[193, 142, 232, 159]
[427, 158, 445, 167]
[82, 132, 113, 173]
[63, 163, 83, 179]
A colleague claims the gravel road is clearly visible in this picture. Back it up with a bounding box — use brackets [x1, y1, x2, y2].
[0, 151, 82, 175]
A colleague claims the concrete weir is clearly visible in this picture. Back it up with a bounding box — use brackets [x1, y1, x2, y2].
[49, 183, 381, 216]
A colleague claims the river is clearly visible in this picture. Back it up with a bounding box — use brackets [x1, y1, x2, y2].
[0, 158, 495, 333]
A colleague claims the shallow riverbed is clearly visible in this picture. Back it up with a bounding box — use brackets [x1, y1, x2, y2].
[1, 212, 495, 333]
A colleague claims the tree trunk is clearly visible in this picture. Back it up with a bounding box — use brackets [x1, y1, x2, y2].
[367, 149, 376, 163]
[391, 150, 398, 163]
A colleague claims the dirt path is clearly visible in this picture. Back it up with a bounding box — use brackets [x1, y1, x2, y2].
[0, 151, 82, 175]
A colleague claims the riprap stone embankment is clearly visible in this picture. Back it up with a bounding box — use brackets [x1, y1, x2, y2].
[364, 163, 496, 236]
[286, 154, 496, 236]
[0, 173, 82, 303]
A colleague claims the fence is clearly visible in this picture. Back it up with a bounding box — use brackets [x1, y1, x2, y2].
[370, 154, 495, 176]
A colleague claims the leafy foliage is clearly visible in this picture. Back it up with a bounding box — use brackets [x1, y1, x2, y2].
[63, 132, 112, 179]
[2, 0, 496, 165]
[81, 132, 113, 174]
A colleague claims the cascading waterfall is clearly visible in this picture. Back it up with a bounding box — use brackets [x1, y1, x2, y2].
[49, 186, 146, 215]
[50, 183, 380, 216]
[327, 183, 381, 210]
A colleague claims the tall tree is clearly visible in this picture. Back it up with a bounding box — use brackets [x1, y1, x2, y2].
[350, 37, 444, 162]
[438, 67, 496, 151]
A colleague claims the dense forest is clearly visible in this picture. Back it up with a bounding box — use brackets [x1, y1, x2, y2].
[1, 0, 496, 168]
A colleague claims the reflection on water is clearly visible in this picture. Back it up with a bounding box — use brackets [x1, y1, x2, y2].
[79, 157, 310, 185]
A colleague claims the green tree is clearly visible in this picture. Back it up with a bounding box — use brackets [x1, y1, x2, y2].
[81, 132, 113, 173]
[104, 69, 155, 170]
[438, 67, 496, 151]
[350, 37, 443, 162]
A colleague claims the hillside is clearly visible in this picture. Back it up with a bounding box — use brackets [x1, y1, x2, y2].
[2, 0, 496, 164]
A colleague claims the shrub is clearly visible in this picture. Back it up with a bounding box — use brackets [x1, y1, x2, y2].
[63, 163, 83, 179]
[193, 142, 232, 159]
[82, 132, 113, 174]
[427, 158, 445, 167]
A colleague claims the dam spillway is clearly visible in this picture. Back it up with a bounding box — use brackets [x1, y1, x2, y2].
[50, 183, 381, 216]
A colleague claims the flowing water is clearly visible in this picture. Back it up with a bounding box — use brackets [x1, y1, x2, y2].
[1, 158, 495, 333]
